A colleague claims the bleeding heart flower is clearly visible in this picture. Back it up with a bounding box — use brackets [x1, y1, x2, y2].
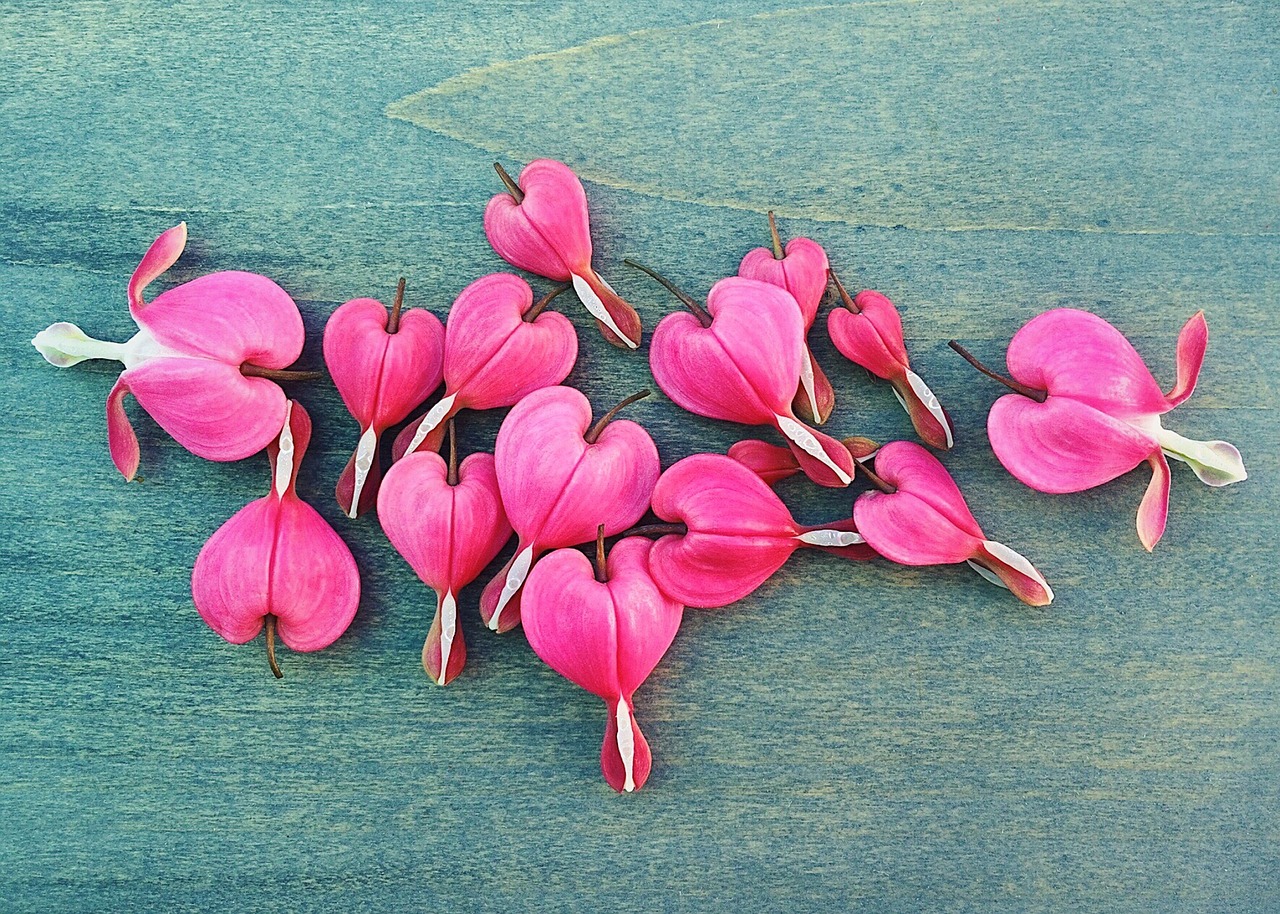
[392, 273, 578, 459]
[32, 223, 309, 480]
[523, 528, 683, 792]
[852, 441, 1053, 606]
[644, 453, 873, 609]
[485, 159, 642, 350]
[737, 211, 835, 424]
[728, 436, 879, 487]
[324, 278, 445, 518]
[826, 272, 954, 450]
[378, 422, 512, 685]
[634, 261, 856, 488]
[952, 309, 1246, 551]
[192, 401, 361, 677]
[481, 385, 660, 633]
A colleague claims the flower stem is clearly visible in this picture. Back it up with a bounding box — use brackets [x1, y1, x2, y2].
[265, 614, 283, 679]
[447, 418, 458, 486]
[387, 276, 406, 334]
[585, 390, 651, 444]
[828, 268, 861, 314]
[493, 162, 525, 204]
[768, 211, 784, 260]
[619, 522, 688, 538]
[525, 282, 572, 322]
[624, 259, 713, 328]
[947, 341, 1047, 402]
[852, 457, 896, 494]
[240, 365, 325, 382]
[594, 524, 608, 583]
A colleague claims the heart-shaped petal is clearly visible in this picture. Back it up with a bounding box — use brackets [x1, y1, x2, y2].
[484, 159, 592, 279]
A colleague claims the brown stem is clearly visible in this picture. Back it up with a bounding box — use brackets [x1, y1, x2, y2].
[493, 162, 525, 204]
[623, 259, 713, 328]
[525, 282, 571, 322]
[387, 276, 406, 334]
[948, 341, 1047, 402]
[240, 365, 325, 382]
[768, 211, 784, 260]
[265, 614, 283, 679]
[585, 389, 651, 444]
[852, 456, 896, 494]
[620, 522, 688, 538]
[594, 524, 608, 583]
[446, 418, 458, 486]
[828, 268, 861, 314]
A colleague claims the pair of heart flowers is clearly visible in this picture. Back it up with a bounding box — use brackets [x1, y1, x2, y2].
[33, 176, 1246, 792]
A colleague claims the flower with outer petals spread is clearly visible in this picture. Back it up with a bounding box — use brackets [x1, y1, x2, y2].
[32, 223, 305, 480]
[192, 401, 361, 677]
[485, 159, 642, 350]
[979, 309, 1246, 550]
[523, 534, 682, 793]
[852, 441, 1053, 606]
[324, 281, 445, 518]
[393, 273, 577, 460]
[827, 279, 954, 450]
[648, 454, 873, 609]
[738, 212, 835, 424]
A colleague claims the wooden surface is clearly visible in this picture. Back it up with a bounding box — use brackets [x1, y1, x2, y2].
[1, 2, 1277, 911]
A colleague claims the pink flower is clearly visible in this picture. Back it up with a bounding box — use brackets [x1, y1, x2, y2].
[485, 160, 642, 350]
[392, 273, 578, 459]
[378, 423, 512, 685]
[192, 401, 361, 677]
[737, 212, 835, 424]
[481, 386, 660, 632]
[728, 436, 878, 487]
[955, 309, 1246, 550]
[33, 223, 307, 480]
[523, 530, 683, 792]
[646, 454, 872, 609]
[636, 262, 856, 488]
[324, 279, 445, 518]
[852, 441, 1053, 606]
[827, 274, 954, 450]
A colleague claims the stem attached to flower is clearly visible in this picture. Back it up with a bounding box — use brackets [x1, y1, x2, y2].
[387, 277, 406, 334]
[494, 162, 525, 204]
[623, 259, 713, 328]
[947, 341, 1047, 402]
[525, 283, 572, 322]
[585, 390, 651, 444]
[594, 524, 608, 583]
[828, 268, 861, 314]
[446, 418, 459, 486]
[265, 614, 283, 679]
[768, 211, 784, 260]
[852, 457, 896, 494]
[240, 365, 325, 382]
[619, 522, 689, 538]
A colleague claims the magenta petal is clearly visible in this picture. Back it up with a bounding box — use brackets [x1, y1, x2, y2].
[1137, 450, 1171, 551]
[192, 498, 277, 644]
[871, 441, 983, 539]
[128, 223, 188, 312]
[1166, 310, 1207, 408]
[728, 438, 803, 486]
[484, 159, 592, 280]
[738, 236, 830, 328]
[827, 299, 906, 380]
[122, 358, 289, 462]
[650, 531, 796, 608]
[650, 311, 775, 423]
[988, 394, 1159, 493]
[854, 489, 982, 566]
[105, 375, 141, 481]
[523, 547, 621, 696]
[1005, 309, 1167, 419]
[269, 496, 361, 651]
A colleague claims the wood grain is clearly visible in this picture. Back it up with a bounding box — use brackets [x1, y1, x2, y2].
[1, 1, 1276, 912]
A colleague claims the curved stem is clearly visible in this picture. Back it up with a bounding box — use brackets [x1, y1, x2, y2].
[524, 282, 571, 322]
[827, 268, 861, 314]
[265, 614, 283, 679]
[619, 522, 688, 538]
[623, 259, 712, 328]
[493, 162, 525, 204]
[585, 389, 651, 444]
[240, 365, 325, 382]
[948, 341, 1047, 402]
[852, 457, 896, 494]
[387, 276, 406, 334]
[446, 418, 459, 486]
[594, 524, 608, 583]
[768, 211, 784, 260]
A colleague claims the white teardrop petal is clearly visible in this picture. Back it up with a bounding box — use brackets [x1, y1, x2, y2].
[775, 414, 852, 484]
[796, 529, 865, 547]
[905, 369, 952, 448]
[274, 402, 296, 497]
[615, 701, 636, 793]
[403, 392, 458, 457]
[347, 426, 379, 518]
[572, 272, 638, 349]
[437, 590, 457, 686]
[490, 545, 535, 631]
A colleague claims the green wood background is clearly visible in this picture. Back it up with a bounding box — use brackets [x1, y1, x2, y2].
[2, 1, 1276, 911]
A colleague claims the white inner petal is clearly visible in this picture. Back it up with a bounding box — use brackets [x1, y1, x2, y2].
[1155, 425, 1247, 487]
[979, 540, 1054, 602]
[774, 414, 852, 484]
[347, 426, 379, 518]
[403, 392, 457, 457]
[905, 369, 953, 448]
[437, 590, 457, 686]
[967, 560, 1008, 589]
[615, 701, 636, 793]
[490, 545, 535, 631]
[572, 272, 638, 349]
[274, 402, 296, 497]
[795, 529, 865, 547]
[798, 354, 821, 420]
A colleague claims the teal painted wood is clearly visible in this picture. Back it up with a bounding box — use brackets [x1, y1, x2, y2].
[1, 2, 1277, 912]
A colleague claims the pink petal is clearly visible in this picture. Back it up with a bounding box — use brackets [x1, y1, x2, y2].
[122, 358, 290, 462]
[827, 291, 908, 380]
[423, 589, 468, 686]
[649, 531, 796, 609]
[728, 438, 803, 486]
[128, 223, 188, 313]
[738, 236, 830, 329]
[773, 414, 855, 488]
[483, 159, 592, 280]
[1165, 310, 1207, 409]
[791, 345, 836, 425]
[1005, 309, 1167, 419]
[105, 375, 141, 481]
[134, 272, 304, 368]
[269, 495, 361, 651]
[572, 267, 642, 350]
[1137, 450, 1171, 551]
[968, 540, 1054, 606]
[606, 537, 684, 694]
[192, 497, 278, 644]
[522, 547, 622, 697]
[988, 394, 1159, 493]
[854, 489, 982, 566]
